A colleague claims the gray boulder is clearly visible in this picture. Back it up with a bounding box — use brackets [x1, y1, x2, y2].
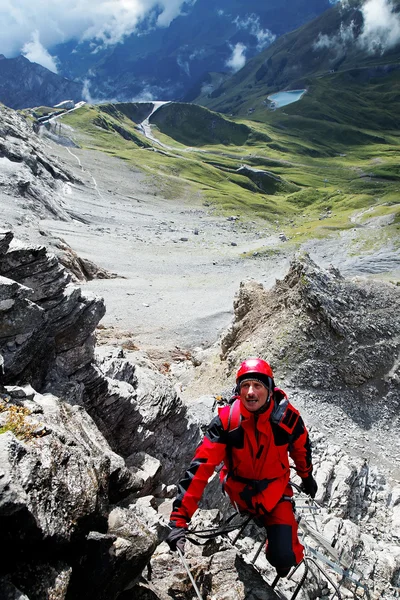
[0, 388, 155, 599]
[0, 232, 105, 387]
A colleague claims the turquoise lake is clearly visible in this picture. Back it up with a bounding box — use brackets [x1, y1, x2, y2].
[268, 89, 306, 108]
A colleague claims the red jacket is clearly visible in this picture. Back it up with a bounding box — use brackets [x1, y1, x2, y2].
[170, 392, 313, 528]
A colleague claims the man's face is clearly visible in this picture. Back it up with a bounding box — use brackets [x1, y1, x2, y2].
[239, 380, 269, 412]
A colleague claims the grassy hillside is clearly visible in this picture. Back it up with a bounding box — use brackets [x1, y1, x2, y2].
[195, 0, 400, 138]
[59, 101, 400, 253]
[61, 103, 153, 150]
[150, 102, 271, 146]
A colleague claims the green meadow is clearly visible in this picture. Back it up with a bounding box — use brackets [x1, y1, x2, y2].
[60, 98, 400, 251]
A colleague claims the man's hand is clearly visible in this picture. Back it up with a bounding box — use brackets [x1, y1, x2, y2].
[165, 526, 187, 553]
[301, 474, 318, 498]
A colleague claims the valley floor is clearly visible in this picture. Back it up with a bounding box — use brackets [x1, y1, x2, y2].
[8, 134, 400, 354]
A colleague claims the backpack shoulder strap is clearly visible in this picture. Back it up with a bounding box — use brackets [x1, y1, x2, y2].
[271, 390, 300, 435]
[218, 398, 241, 432]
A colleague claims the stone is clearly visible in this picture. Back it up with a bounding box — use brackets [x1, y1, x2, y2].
[0, 231, 14, 256]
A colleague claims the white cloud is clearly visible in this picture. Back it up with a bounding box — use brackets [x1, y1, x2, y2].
[177, 55, 190, 76]
[226, 43, 247, 72]
[0, 0, 195, 61]
[314, 0, 400, 56]
[313, 20, 356, 53]
[234, 14, 276, 50]
[359, 0, 400, 53]
[22, 30, 59, 72]
[189, 47, 206, 61]
[82, 79, 94, 103]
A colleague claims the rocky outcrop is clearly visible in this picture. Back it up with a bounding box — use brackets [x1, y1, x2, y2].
[76, 348, 201, 483]
[53, 237, 118, 282]
[0, 231, 104, 387]
[0, 232, 203, 599]
[0, 104, 78, 222]
[221, 253, 400, 426]
[0, 55, 83, 110]
[0, 386, 157, 600]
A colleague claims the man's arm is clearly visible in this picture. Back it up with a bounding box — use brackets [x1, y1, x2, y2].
[288, 414, 313, 479]
[169, 416, 227, 528]
[289, 414, 318, 498]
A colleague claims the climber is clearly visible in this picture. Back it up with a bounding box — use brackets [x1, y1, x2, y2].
[166, 357, 317, 578]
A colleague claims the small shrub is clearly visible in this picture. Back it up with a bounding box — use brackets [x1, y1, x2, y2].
[0, 399, 38, 441]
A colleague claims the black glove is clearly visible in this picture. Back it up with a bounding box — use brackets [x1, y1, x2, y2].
[165, 526, 187, 553]
[301, 474, 318, 498]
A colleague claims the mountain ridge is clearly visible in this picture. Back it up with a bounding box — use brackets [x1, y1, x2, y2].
[0, 0, 333, 109]
[0, 54, 83, 110]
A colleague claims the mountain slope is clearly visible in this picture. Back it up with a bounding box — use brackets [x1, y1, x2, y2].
[196, 0, 400, 134]
[0, 55, 83, 110]
[57, 99, 400, 257]
[52, 0, 333, 102]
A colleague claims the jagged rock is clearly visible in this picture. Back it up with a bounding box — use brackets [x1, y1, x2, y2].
[70, 507, 158, 600]
[0, 389, 156, 599]
[1, 395, 109, 544]
[78, 355, 202, 483]
[0, 104, 78, 221]
[53, 237, 118, 282]
[0, 234, 105, 387]
[0, 274, 46, 381]
[125, 452, 162, 495]
[221, 253, 400, 424]
[96, 347, 138, 386]
[0, 242, 72, 301]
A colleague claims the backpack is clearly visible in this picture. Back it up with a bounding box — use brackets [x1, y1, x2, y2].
[219, 389, 300, 435]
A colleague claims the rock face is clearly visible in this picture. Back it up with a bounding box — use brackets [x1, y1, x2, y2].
[0, 104, 77, 223]
[0, 387, 158, 600]
[0, 233, 203, 599]
[221, 253, 400, 427]
[0, 232, 104, 387]
[0, 55, 83, 110]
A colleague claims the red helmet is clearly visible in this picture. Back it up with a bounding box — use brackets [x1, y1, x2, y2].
[236, 358, 274, 384]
